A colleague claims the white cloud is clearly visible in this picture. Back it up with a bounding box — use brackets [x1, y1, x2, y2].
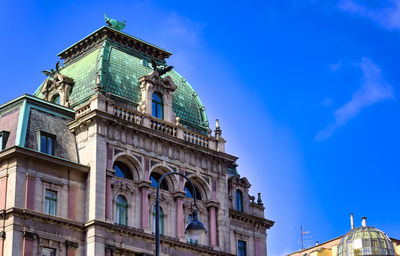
[330, 61, 342, 71]
[316, 57, 394, 140]
[338, 0, 400, 30]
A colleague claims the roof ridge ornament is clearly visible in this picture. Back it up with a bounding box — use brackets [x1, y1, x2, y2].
[104, 13, 126, 31]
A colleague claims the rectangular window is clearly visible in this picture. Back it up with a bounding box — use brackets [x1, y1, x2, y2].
[38, 132, 55, 155]
[42, 247, 56, 256]
[44, 189, 57, 216]
[238, 240, 247, 256]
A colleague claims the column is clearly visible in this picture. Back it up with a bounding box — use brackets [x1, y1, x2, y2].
[176, 198, 184, 238]
[0, 176, 7, 210]
[105, 176, 112, 220]
[66, 241, 79, 256]
[105, 245, 115, 256]
[25, 175, 35, 210]
[22, 232, 36, 256]
[209, 207, 217, 246]
[68, 188, 77, 220]
[141, 187, 149, 230]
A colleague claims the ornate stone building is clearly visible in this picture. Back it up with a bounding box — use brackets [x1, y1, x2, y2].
[0, 20, 274, 256]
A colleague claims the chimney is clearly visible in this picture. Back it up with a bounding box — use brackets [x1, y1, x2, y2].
[350, 213, 354, 229]
[315, 241, 319, 246]
[361, 217, 367, 227]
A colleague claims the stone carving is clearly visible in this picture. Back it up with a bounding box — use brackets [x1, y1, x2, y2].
[138, 60, 178, 123]
[41, 63, 74, 107]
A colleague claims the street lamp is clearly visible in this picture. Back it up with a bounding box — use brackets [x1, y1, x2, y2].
[155, 172, 207, 256]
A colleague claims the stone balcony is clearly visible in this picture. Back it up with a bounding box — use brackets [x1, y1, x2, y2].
[74, 93, 226, 153]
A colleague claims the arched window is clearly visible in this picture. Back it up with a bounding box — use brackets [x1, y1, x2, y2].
[150, 172, 169, 191]
[116, 195, 128, 226]
[152, 93, 163, 119]
[113, 161, 133, 180]
[51, 94, 60, 104]
[235, 190, 243, 212]
[184, 182, 202, 201]
[152, 205, 164, 235]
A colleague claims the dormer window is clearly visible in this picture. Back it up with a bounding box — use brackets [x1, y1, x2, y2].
[142, 59, 149, 67]
[0, 131, 10, 150]
[38, 131, 56, 155]
[152, 93, 163, 119]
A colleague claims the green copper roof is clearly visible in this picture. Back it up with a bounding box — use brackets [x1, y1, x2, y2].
[34, 41, 209, 132]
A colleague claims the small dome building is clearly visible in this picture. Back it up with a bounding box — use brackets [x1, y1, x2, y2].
[287, 215, 400, 256]
[337, 219, 395, 256]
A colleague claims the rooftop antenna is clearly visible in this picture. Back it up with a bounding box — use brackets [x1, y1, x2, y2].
[298, 226, 312, 249]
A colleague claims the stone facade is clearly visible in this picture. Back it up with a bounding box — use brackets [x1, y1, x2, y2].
[0, 25, 274, 256]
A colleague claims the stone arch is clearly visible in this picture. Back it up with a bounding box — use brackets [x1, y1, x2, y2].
[149, 164, 179, 192]
[185, 174, 212, 201]
[113, 153, 143, 181]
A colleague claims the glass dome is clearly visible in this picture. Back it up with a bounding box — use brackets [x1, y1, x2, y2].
[337, 227, 395, 256]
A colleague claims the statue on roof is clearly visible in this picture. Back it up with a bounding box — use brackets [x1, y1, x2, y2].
[150, 59, 174, 76]
[42, 61, 61, 77]
[105, 13, 126, 31]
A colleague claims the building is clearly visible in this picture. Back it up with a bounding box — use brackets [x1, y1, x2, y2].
[0, 17, 274, 256]
[287, 215, 400, 256]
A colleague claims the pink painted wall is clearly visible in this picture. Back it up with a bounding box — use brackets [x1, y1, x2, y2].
[25, 176, 35, 210]
[105, 177, 112, 219]
[0, 239, 3, 256]
[22, 238, 33, 256]
[209, 207, 217, 246]
[255, 239, 261, 256]
[68, 189, 76, 220]
[0, 108, 20, 148]
[141, 188, 149, 229]
[176, 198, 184, 237]
[0, 177, 7, 210]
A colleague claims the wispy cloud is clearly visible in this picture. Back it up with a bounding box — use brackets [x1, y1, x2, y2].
[330, 61, 342, 71]
[338, 0, 400, 30]
[316, 57, 394, 140]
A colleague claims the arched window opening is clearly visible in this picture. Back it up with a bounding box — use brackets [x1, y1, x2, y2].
[116, 195, 128, 226]
[187, 214, 199, 245]
[184, 182, 202, 201]
[152, 205, 164, 235]
[113, 161, 133, 180]
[152, 93, 163, 119]
[150, 172, 169, 191]
[51, 94, 60, 104]
[235, 190, 243, 212]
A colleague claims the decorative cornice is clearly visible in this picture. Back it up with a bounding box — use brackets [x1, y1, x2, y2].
[0, 146, 89, 173]
[229, 209, 274, 229]
[58, 26, 171, 64]
[85, 220, 235, 256]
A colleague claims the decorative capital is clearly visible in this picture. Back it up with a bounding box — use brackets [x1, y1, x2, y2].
[23, 231, 38, 240]
[65, 241, 79, 248]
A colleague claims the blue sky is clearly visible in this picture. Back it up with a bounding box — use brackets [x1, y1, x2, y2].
[1, 1, 400, 255]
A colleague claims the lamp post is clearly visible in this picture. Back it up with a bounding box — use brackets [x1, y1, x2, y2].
[155, 172, 207, 256]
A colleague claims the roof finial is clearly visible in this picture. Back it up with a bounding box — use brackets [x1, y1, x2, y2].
[215, 119, 222, 138]
[104, 13, 126, 31]
[361, 217, 367, 227]
[257, 192, 263, 206]
[350, 213, 354, 229]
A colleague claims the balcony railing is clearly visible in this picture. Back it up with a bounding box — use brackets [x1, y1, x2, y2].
[74, 96, 224, 152]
